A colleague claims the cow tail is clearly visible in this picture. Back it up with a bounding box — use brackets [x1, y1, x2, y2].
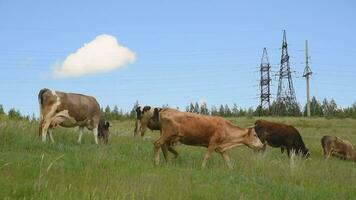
[38, 88, 49, 120]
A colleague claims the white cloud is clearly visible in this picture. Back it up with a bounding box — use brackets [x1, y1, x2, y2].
[53, 34, 136, 78]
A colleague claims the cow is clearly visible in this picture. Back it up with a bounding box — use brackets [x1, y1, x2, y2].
[134, 106, 161, 137]
[38, 88, 110, 144]
[134, 106, 178, 158]
[254, 120, 309, 157]
[321, 135, 356, 161]
[153, 108, 264, 169]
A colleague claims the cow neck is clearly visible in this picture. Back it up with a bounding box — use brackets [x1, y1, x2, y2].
[224, 122, 247, 143]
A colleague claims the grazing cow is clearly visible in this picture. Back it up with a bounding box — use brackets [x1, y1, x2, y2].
[134, 106, 178, 158]
[254, 120, 309, 157]
[134, 106, 161, 137]
[321, 135, 356, 161]
[154, 108, 264, 169]
[38, 88, 110, 144]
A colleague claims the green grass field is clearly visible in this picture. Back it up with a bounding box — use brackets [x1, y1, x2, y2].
[1, 117, 356, 199]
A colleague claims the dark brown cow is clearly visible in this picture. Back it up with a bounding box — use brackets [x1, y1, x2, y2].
[154, 108, 264, 168]
[321, 135, 356, 161]
[134, 106, 178, 158]
[38, 88, 110, 144]
[254, 120, 309, 157]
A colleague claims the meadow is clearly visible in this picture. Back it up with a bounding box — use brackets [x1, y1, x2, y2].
[1, 117, 356, 199]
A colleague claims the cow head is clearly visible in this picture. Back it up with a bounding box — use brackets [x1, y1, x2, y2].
[244, 127, 264, 150]
[98, 119, 111, 144]
[142, 106, 151, 114]
[136, 106, 142, 120]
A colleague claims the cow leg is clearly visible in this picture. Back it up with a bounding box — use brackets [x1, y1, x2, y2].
[281, 147, 285, 154]
[168, 145, 179, 158]
[48, 129, 55, 143]
[323, 147, 328, 159]
[38, 119, 44, 138]
[134, 120, 140, 137]
[161, 144, 171, 163]
[202, 145, 215, 169]
[92, 128, 99, 144]
[77, 127, 84, 144]
[140, 128, 146, 138]
[326, 150, 332, 159]
[220, 151, 233, 169]
[41, 120, 52, 142]
[154, 136, 166, 165]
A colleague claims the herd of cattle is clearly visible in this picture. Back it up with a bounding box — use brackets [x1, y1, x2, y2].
[38, 89, 356, 168]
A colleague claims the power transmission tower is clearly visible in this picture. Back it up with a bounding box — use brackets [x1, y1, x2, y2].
[275, 30, 298, 115]
[303, 40, 312, 117]
[259, 47, 271, 115]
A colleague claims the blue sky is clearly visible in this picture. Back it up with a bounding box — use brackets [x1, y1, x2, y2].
[0, 0, 355, 116]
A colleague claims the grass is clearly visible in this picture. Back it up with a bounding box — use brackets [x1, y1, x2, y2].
[1, 117, 356, 199]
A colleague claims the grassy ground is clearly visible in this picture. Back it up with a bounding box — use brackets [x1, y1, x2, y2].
[1, 117, 356, 199]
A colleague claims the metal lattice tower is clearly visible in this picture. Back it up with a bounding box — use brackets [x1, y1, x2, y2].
[259, 48, 271, 114]
[275, 30, 298, 114]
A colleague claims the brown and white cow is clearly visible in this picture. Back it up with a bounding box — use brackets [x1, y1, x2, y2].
[38, 88, 110, 144]
[134, 106, 161, 137]
[254, 120, 309, 157]
[321, 135, 356, 161]
[134, 106, 178, 158]
[154, 108, 264, 169]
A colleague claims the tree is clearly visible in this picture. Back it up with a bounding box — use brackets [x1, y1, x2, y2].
[0, 104, 4, 115]
[219, 105, 225, 116]
[129, 101, 140, 119]
[104, 105, 111, 119]
[188, 103, 195, 113]
[307, 96, 323, 117]
[232, 103, 239, 117]
[112, 105, 121, 119]
[200, 102, 209, 115]
[322, 98, 338, 117]
[224, 104, 232, 117]
[8, 108, 22, 120]
[194, 102, 200, 114]
[211, 105, 218, 116]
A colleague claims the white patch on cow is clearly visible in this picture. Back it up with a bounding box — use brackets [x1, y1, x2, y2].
[41, 91, 62, 142]
[93, 128, 99, 144]
[77, 127, 84, 144]
[50, 89, 56, 96]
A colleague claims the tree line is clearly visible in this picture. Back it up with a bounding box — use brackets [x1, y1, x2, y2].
[1, 97, 356, 121]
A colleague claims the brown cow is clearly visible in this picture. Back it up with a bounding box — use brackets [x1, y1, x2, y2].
[38, 88, 110, 144]
[134, 106, 178, 158]
[254, 120, 309, 157]
[154, 108, 264, 169]
[321, 135, 356, 161]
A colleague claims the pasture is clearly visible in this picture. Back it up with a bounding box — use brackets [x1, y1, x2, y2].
[1, 117, 356, 199]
